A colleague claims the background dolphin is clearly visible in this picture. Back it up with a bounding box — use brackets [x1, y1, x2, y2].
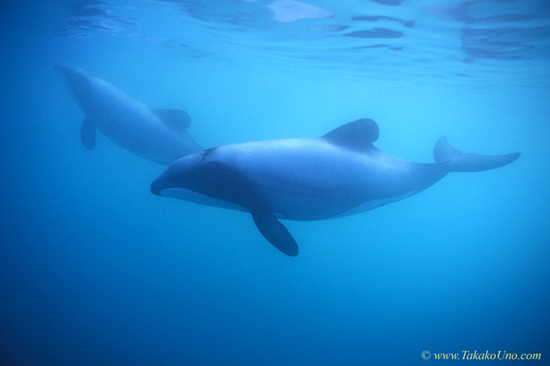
[151, 119, 520, 256]
[55, 64, 202, 165]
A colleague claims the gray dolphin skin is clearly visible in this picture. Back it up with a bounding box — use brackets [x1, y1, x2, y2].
[151, 119, 520, 256]
[55, 64, 202, 165]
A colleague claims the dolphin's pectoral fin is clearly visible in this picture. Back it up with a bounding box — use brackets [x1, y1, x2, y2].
[252, 212, 299, 256]
[322, 118, 379, 152]
[434, 136, 520, 172]
[155, 109, 191, 132]
[80, 117, 96, 150]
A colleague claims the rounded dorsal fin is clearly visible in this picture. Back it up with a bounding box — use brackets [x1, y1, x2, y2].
[155, 108, 191, 133]
[433, 136, 462, 163]
[322, 118, 379, 151]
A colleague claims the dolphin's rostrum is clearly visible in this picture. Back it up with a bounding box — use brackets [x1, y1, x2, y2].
[151, 119, 520, 256]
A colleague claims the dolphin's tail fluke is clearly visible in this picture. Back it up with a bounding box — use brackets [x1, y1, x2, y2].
[433, 136, 520, 172]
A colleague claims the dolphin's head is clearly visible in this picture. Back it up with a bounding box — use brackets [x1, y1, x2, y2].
[55, 64, 91, 87]
[151, 148, 250, 211]
[151, 151, 207, 197]
[55, 64, 95, 110]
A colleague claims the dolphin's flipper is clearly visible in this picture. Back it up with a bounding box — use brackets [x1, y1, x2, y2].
[434, 136, 520, 172]
[252, 212, 299, 256]
[80, 117, 96, 150]
[155, 109, 191, 132]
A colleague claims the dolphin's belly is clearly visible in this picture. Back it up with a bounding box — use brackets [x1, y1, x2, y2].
[263, 191, 367, 220]
[254, 171, 404, 220]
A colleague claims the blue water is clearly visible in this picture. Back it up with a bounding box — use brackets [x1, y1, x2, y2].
[1, 1, 549, 365]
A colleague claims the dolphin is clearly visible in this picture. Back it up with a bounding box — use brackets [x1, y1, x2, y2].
[150, 119, 520, 256]
[55, 64, 202, 165]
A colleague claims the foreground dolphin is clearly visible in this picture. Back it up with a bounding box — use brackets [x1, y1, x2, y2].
[56, 64, 202, 165]
[151, 119, 520, 256]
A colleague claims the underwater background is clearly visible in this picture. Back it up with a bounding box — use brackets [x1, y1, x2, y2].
[1, 0, 549, 365]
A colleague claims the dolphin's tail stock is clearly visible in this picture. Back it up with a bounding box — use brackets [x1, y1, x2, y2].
[433, 136, 520, 173]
